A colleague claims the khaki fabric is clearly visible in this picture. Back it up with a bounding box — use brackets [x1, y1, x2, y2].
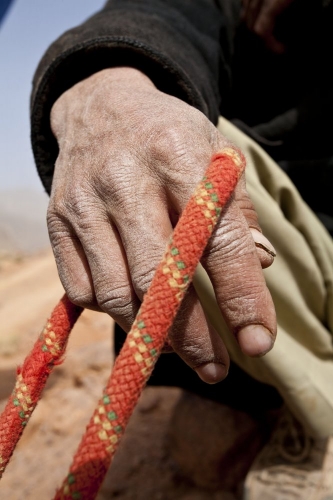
[194, 116, 333, 438]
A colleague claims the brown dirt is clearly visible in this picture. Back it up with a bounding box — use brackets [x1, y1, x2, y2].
[0, 251, 268, 500]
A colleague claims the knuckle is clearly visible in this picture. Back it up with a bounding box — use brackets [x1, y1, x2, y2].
[46, 206, 62, 233]
[178, 342, 205, 361]
[46, 205, 71, 245]
[47, 191, 77, 222]
[110, 189, 138, 222]
[63, 188, 92, 219]
[148, 113, 208, 165]
[97, 286, 134, 319]
[205, 223, 251, 264]
[131, 269, 154, 299]
[66, 287, 94, 309]
[57, 188, 103, 233]
[242, 207, 260, 229]
[220, 269, 263, 303]
[97, 161, 140, 216]
[149, 125, 187, 164]
[217, 281, 269, 323]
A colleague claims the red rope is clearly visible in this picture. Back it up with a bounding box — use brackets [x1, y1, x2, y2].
[0, 296, 82, 478]
[0, 148, 245, 499]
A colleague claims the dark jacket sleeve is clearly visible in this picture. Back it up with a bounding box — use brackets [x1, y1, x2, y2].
[31, 0, 234, 193]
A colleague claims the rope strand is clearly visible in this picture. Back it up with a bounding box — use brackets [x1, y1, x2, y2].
[0, 148, 245, 499]
[0, 296, 82, 478]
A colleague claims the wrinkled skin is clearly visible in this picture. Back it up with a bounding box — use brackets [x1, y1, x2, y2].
[48, 67, 277, 384]
[242, 0, 294, 53]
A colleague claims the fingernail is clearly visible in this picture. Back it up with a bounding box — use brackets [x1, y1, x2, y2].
[250, 229, 276, 257]
[236, 324, 274, 357]
[195, 362, 228, 384]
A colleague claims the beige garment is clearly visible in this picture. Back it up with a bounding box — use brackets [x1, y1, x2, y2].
[194, 117, 333, 438]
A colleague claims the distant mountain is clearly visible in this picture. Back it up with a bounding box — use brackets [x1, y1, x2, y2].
[0, 189, 50, 255]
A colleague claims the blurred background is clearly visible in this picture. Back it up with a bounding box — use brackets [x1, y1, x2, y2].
[0, 0, 104, 256]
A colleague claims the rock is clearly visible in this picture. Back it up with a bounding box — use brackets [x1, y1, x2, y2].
[167, 391, 266, 492]
[98, 387, 269, 500]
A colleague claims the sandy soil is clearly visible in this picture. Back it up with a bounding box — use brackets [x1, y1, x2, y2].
[0, 251, 266, 500]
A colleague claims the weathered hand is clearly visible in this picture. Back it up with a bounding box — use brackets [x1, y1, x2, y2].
[242, 0, 294, 53]
[48, 67, 277, 384]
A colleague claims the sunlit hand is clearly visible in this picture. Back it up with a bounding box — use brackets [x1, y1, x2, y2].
[48, 67, 277, 384]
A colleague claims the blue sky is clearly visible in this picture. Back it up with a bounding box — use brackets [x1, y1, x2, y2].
[0, 0, 105, 190]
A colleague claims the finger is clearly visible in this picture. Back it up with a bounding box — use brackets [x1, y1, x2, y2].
[202, 199, 277, 357]
[116, 187, 229, 383]
[47, 208, 97, 309]
[115, 191, 172, 302]
[162, 146, 276, 359]
[169, 286, 230, 384]
[162, 144, 276, 357]
[68, 205, 140, 332]
[234, 174, 276, 268]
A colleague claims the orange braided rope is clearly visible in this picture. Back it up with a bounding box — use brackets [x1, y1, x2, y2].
[0, 147, 245, 499]
[0, 296, 82, 478]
